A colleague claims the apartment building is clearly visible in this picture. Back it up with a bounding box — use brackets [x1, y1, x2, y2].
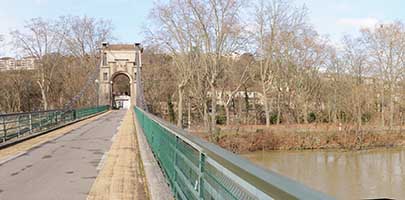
[0, 56, 37, 71]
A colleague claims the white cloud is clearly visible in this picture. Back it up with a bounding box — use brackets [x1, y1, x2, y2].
[336, 17, 379, 29]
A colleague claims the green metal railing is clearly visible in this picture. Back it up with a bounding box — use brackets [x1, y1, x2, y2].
[0, 105, 109, 144]
[135, 107, 334, 200]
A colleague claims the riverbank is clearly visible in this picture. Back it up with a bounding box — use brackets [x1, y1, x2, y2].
[191, 124, 405, 153]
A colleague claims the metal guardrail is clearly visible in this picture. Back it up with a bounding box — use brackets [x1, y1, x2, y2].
[0, 105, 109, 144]
[135, 107, 334, 200]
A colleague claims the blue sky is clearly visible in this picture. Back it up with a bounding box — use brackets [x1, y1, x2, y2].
[1, 0, 405, 55]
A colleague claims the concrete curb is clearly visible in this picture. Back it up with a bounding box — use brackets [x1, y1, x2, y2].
[132, 111, 174, 200]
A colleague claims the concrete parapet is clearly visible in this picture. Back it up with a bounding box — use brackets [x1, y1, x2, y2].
[133, 111, 173, 200]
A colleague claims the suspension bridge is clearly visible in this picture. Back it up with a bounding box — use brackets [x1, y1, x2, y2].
[0, 43, 333, 200]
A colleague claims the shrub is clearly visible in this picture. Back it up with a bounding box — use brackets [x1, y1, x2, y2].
[362, 112, 371, 123]
[308, 112, 317, 123]
[216, 114, 227, 125]
[270, 113, 279, 124]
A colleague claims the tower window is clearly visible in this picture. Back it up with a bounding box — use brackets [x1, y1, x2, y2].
[103, 72, 108, 81]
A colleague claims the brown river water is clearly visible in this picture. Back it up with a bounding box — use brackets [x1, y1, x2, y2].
[243, 148, 405, 200]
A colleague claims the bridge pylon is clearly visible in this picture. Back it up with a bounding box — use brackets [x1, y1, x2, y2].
[98, 43, 143, 108]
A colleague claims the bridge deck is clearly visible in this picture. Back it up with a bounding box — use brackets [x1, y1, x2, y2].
[0, 110, 145, 200]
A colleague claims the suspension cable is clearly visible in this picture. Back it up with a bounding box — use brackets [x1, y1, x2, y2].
[63, 57, 101, 111]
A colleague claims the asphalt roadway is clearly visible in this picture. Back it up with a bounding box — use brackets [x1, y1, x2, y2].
[0, 110, 126, 200]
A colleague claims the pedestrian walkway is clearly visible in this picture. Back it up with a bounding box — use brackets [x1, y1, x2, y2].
[87, 110, 147, 200]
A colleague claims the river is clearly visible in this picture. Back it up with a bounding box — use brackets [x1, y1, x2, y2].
[243, 148, 405, 200]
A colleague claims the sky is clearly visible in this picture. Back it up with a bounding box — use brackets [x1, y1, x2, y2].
[1, 0, 405, 56]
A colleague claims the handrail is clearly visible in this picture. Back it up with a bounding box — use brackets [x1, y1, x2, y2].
[135, 106, 334, 200]
[0, 109, 62, 117]
[0, 105, 109, 144]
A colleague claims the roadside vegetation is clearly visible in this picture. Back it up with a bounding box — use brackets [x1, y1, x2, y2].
[0, 16, 114, 112]
[143, 0, 405, 151]
[190, 124, 405, 153]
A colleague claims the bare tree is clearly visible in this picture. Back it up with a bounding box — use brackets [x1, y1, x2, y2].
[150, 0, 199, 127]
[141, 0, 405, 141]
[290, 30, 327, 123]
[64, 16, 113, 61]
[142, 47, 177, 115]
[252, 0, 309, 126]
[149, 0, 244, 132]
[218, 55, 251, 125]
[189, 63, 210, 128]
[10, 16, 114, 111]
[362, 22, 405, 128]
[323, 46, 347, 124]
[341, 35, 369, 131]
[187, 0, 245, 134]
[63, 16, 114, 107]
[11, 18, 68, 110]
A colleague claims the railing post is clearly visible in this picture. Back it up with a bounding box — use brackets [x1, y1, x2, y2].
[45, 112, 50, 129]
[173, 136, 179, 197]
[2, 116, 6, 142]
[43, 112, 48, 130]
[39, 113, 42, 130]
[29, 113, 33, 133]
[17, 115, 20, 137]
[51, 112, 54, 126]
[54, 111, 57, 125]
[198, 152, 205, 199]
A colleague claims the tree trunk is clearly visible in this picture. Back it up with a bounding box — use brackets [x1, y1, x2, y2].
[389, 85, 395, 129]
[177, 86, 184, 128]
[262, 85, 270, 126]
[381, 85, 385, 128]
[356, 87, 362, 133]
[303, 101, 308, 124]
[203, 101, 208, 130]
[225, 105, 230, 126]
[167, 95, 176, 123]
[332, 82, 338, 123]
[210, 85, 216, 135]
[244, 88, 249, 124]
[276, 90, 281, 125]
[187, 98, 191, 129]
[252, 95, 257, 125]
[238, 98, 243, 124]
[40, 87, 48, 110]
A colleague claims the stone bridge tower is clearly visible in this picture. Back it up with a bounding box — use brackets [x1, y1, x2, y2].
[98, 43, 143, 107]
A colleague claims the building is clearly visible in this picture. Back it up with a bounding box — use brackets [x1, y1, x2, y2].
[98, 43, 143, 107]
[0, 57, 15, 71]
[0, 56, 37, 71]
[16, 56, 37, 70]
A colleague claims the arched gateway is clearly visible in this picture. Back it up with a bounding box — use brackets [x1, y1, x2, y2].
[98, 43, 143, 108]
